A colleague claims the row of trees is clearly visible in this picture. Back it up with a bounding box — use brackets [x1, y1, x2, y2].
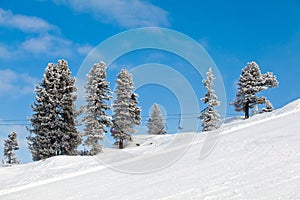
[25, 59, 278, 162]
[26, 60, 144, 160]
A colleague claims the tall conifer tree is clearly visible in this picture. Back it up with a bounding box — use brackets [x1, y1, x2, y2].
[200, 68, 221, 131]
[112, 69, 141, 149]
[82, 61, 112, 155]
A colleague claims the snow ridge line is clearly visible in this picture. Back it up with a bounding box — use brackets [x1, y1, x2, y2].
[186, 104, 300, 155]
[220, 105, 300, 136]
[0, 165, 105, 197]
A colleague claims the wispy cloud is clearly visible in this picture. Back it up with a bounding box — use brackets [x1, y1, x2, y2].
[53, 0, 170, 28]
[0, 8, 58, 33]
[0, 36, 91, 60]
[22, 34, 73, 56]
[0, 69, 38, 97]
[0, 8, 93, 59]
[21, 34, 93, 57]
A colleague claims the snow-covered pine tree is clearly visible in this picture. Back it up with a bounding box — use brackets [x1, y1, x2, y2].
[3, 132, 19, 165]
[56, 60, 81, 155]
[27, 60, 81, 161]
[147, 103, 166, 135]
[231, 61, 278, 119]
[199, 67, 221, 132]
[82, 61, 112, 155]
[27, 63, 59, 161]
[112, 69, 141, 149]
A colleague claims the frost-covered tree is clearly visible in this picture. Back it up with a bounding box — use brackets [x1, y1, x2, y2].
[231, 62, 278, 119]
[56, 60, 81, 155]
[147, 103, 166, 135]
[3, 132, 19, 165]
[82, 61, 112, 155]
[199, 67, 221, 132]
[112, 69, 141, 149]
[27, 63, 59, 161]
[27, 60, 81, 161]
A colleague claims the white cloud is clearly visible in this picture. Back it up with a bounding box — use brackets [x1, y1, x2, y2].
[0, 34, 92, 59]
[0, 8, 93, 59]
[0, 8, 58, 33]
[21, 34, 93, 57]
[22, 34, 73, 56]
[53, 0, 170, 28]
[0, 69, 38, 97]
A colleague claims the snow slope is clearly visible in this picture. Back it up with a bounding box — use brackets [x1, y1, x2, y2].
[1, 99, 300, 200]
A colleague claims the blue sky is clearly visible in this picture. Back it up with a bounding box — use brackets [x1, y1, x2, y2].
[1, 0, 300, 163]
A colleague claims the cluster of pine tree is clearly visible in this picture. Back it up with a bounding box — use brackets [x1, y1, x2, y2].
[27, 60, 142, 160]
[199, 61, 278, 132]
[24, 59, 278, 162]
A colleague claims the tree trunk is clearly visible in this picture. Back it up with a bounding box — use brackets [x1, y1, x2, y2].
[119, 139, 124, 149]
[245, 99, 249, 119]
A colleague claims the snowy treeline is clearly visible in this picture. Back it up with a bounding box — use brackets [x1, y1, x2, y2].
[27, 61, 142, 160]
[23, 59, 278, 161]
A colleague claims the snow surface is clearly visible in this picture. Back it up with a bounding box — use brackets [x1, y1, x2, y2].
[1, 99, 300, 199]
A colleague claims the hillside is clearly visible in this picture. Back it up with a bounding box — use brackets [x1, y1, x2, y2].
[0, 100, 300, 200]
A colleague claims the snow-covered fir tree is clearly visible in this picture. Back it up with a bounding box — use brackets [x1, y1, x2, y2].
[3, 132, 19, 165]
[199, 67, 221, 131]
[231, 61, 278, 119]
[55, 60, 81, 155]
[112, 69, 141, 149]
[27, 63, 59, 161]
[82, 61, 112, 155]
[147, 103, 166, 135]
[27, 60, 81, 161]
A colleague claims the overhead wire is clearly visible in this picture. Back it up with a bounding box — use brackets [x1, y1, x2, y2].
[0, 112, 241, 126]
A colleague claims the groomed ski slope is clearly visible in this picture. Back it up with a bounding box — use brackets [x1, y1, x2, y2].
[1, 99, 300, 200]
